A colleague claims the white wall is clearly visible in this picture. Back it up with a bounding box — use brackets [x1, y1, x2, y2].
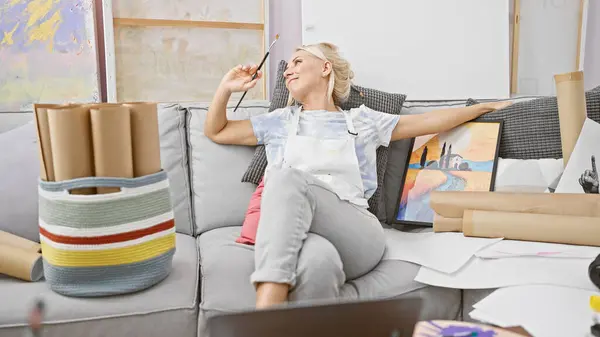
[268, 0, 302, 95]
[261, 0, 596, 98]
[515, 0, 581, 96]
[584, 0, 600, 90]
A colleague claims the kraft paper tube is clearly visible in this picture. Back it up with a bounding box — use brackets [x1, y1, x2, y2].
[0, 231, 41, 254]
[33, 103, 70, 181]
[554, 71, 588, 166]
[0, 245, 43, 282]
[123, 103, 162, 177]
[90, 106, 134, 194]
[433, 213, 464, 233]
[463, 210, 600, 247]
[47, 106, 96, 195]
[430, 191, 600, 219]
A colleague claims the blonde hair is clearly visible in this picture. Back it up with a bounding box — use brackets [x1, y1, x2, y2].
[287, 42, 354, 107]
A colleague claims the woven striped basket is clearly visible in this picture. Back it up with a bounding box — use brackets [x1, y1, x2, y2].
[38, 171, 176, 297]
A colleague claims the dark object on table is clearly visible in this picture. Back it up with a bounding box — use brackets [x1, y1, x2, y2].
[590, 254, 600, 290]
[207, 298, 422, 337]
[591, 323, 600, 337]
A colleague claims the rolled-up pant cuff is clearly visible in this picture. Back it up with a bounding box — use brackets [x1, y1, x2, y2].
[250, 268, 297, 288]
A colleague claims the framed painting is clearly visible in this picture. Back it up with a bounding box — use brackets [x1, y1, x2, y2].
[393, 120, 503, 226]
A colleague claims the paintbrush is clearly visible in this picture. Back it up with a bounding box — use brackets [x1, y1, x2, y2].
[233, 34, 279, 112]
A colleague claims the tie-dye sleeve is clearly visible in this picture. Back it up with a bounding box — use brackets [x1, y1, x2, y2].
[361, 105, 401, 147]
[249, 108, 287, 145]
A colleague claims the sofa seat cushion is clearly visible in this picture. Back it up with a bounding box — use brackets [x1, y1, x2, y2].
[340, 258, 461, 321]
[198, 227, 460, 321]
[0, 233, 199, 337]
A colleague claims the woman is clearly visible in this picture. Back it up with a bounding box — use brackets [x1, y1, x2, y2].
[205, 42, 511, 309]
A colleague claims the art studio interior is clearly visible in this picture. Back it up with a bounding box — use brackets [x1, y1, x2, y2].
[1, 1, 600, 337]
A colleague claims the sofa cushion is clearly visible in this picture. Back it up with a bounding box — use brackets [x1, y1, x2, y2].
[197, 226, 346, 312]
[197, 226, 461, 321]
[341, 259, 462, 321]
[187, 100, 271, 235]
[384, 138, 414, 224]
[0, 233, 198, 337]
[0, 121, 41, 243]
[466, 88, 600, 159]
[242, 60, 407, 220]
[158, 103, 195, 236]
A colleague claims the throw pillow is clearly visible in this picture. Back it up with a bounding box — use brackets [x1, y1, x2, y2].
[237, 177, 265, 245]
[466, 88, 600, 159]
[241, 60, 407, 218]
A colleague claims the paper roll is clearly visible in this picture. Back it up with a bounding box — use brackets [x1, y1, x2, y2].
[430, 191, 600, 218]
[0, 230, 41, 254]
[47, 106, 96, 195]
[432, 213, 463, 232]
[554, 71, 588, 165]
[463, 210, 600, 246]
[90, 106, 134, 194]
[0, 245, 44, 282]
[33, 104, 69, 181]
[123, 103, 162, 177]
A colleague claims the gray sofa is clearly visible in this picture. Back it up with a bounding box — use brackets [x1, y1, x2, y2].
[0, 99, 476, 337]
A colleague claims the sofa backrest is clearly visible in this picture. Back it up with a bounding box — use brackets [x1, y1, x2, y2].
[157, 103, 195, 236]
[184, 100, 270, 235]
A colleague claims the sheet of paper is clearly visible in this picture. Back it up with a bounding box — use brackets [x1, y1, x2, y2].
[469, 285, 600, 337]
[382, 229, 502, 274]
[414, 256, 597, 290]
[555, 118, 600, 194]
[476, 240, 600, 259]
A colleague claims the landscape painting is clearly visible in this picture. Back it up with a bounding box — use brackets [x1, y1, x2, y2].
[394, 121, 502, 226]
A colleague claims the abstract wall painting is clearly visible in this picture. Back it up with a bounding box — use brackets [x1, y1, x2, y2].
[394, 121, 503, 226]
[0, 0, 100, 112]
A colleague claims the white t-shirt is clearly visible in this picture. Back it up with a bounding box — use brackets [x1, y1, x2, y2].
[250, 104, 400, 201]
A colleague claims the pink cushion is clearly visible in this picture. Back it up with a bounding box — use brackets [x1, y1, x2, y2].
[236, 177, 265, 245]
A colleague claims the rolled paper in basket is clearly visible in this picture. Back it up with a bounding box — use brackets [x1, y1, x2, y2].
[554, 71, 588, 166]
[0, 230, 41, 253]
[462, 210, 600, 246]
[33, 104, 72, 181]
[0, 245, 43, 282]
[122, 102, 161, 177]
[429, 191, 600, 219]
[47, 106, 96, 195]
[432, 213, 463, 233]
[90, 106, 134, 194]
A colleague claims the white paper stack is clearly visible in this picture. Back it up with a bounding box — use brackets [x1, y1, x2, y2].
[476, 240, 600, 259]
[414, 255, 597, 290]
[382, 229, 502, 273]
[469, 285, 600, 337]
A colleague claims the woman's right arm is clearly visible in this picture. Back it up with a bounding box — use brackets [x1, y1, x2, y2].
[204, 64, 262, 146]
